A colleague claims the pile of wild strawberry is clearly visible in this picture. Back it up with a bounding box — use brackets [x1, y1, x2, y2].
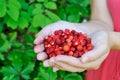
[44, 29, 93, 58]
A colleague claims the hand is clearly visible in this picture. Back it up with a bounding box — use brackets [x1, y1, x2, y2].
[45, 31, 110, 72]
[34, 20, 90, 71]
[34, 21, 88, 60]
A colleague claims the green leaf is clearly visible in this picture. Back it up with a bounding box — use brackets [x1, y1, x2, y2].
[44, 2, 57, 10]
[12, 57, 23, 72]
[35, 3, 42, 8]
[0, 66, 18, 76]
[24, 34, 34, 43]
[21, 11, 32, 22]
[0, 33, 7, 40]
[7, 50, 23, 61]
[34, 77, 44, 80]
[66, 4, 80, 14]
[25, 49, 36, 59]
[21, 54, 34, 67]
[67, 0, 81, 4]
[32, 14, 52, 28]
[7, 0, 21, 21]
[8, 32, 17, 42]
[57, 7, 67, 20]
[64, 73, 83, 80]
[8, 52, 22, 72]
[6, 17, 18, 29]
[19, 0, 29, 10]
[37, 0, 44, 2]
[0, 0, 6, 17]
[39, 63, 57, 80]
[0, 22, 4, 33]
[0, 39, 4, 47]
[81, 0, 90, 8]
[21, 62, 35, 79]
[0, 52, 5, 60]
[32, 7, 43, 15]
[46, 10, 61, 22]
[3, 75, 19, 80]
[58, 70, 67, 78]
[68, 14, 80, 22]
[28, 5, 35, 16]
[9, 0, 21, 9]
[18, 17, 28, 29]
[0, 40, 11, 52]
[12, 41, 24, 48]
[3, 75, 15, 80]
[2, 74, 20, 80]
[7, 7, 19, 21]
[28, 25, 39, 32]
[7, 50, 23, 72]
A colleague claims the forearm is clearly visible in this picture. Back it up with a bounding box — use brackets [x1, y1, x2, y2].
[91, 0, 113, 27]
[109, 32, 120, 51]
[81, 0, 114, 34]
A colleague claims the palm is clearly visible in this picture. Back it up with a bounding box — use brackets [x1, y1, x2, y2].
[79, 31, 110, 69]
[42, 31, 111, 72]
[34, 21, 111, 72]
[34, 21, 90, 60]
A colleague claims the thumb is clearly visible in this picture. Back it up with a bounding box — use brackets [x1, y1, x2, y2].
[80, 45, 109, 63]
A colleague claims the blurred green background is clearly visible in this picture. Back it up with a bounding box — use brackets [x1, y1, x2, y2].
[0, 0, 90, 80]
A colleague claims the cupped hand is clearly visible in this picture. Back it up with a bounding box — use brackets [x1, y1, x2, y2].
[34, 21, 88, 60]
[45, 31, 110, 72]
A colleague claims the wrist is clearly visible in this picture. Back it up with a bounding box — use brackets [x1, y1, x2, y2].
[108, 31, 114, 49]
[108, 31, 120, 50]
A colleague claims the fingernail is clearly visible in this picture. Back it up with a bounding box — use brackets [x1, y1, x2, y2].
[43, 60, 50, 67]
[34, 39, 38, 44]
[81, 56, 88, 63]
[34, 45, 39, 53]
[37, 54, 43, 60]
[34, 38, 42, 44]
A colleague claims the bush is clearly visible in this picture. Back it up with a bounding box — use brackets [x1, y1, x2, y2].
[0, 0, 90, 80]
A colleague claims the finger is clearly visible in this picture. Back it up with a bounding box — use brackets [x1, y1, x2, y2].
[34, 44, 45, 53]
[53, 61, 85, 72]
[37, 52, 48, 60]
[81, 44, 109, 63]
[34, 35, 44, 45]
[49, 57, 85, 72]
[43, 57, 56, 67]
[43, 60, 51, 67]
[54, 55, 82, 67]
[53, 67, 59, 72]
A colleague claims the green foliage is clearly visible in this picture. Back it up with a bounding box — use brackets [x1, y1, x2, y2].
[0, 0, 90, 80]
[64, 73, 83, 80]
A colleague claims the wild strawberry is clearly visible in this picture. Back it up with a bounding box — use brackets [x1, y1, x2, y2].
[43, 29, 93, 58]
[55, 38, 61, 45]
[68, 51, 73, 56]
[63, 45, 70, 52]
[77, 45, 83, 51]
[70, 47, 76, 51]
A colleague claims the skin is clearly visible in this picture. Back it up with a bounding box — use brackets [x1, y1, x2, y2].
[109, 32, 120, 50]
[34, 0, 120, 72]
